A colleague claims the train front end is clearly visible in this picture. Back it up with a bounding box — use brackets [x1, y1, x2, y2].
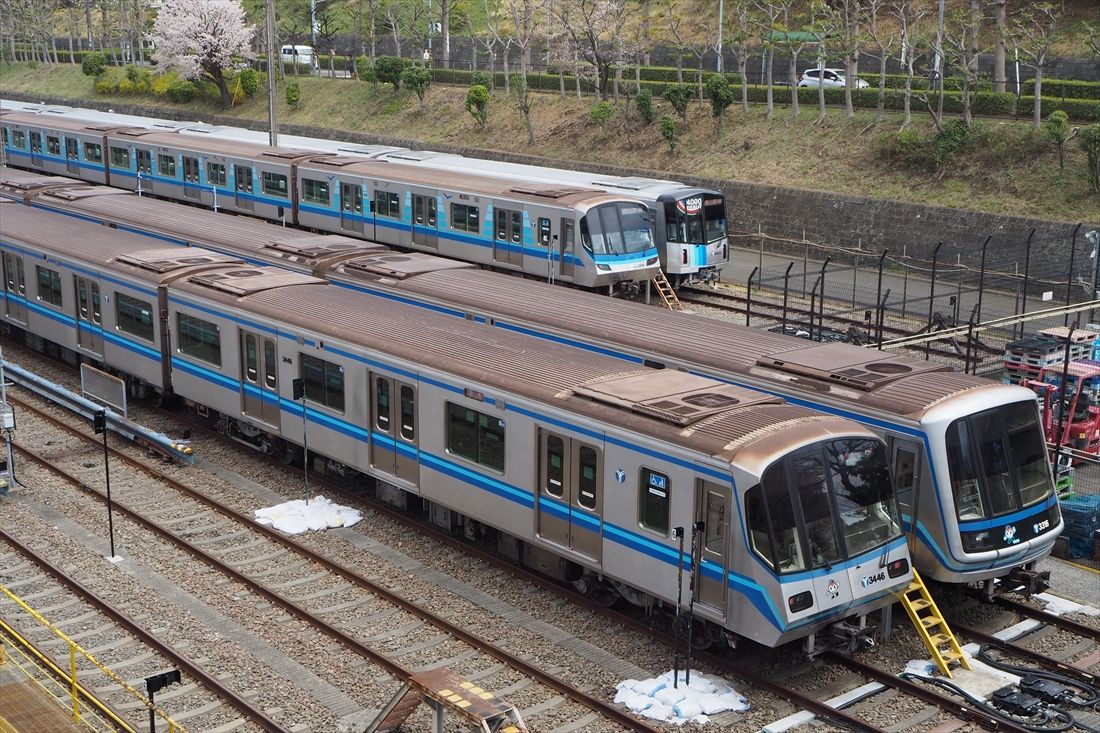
[917, 387, 1062, 589]
[574, 199, 661, 290]
[732, 426, 911, 651]
[658, 190, 729, 286]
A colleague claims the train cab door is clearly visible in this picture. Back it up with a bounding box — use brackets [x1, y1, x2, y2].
[889, 438, 922, 543]
[536, 430, 603, 564]
[694, 480, 730, 617]
[73, 275, 103, 357]
[340, 182, 364, 234]
[239, 331, 281, 429]
[3, 253, 27, 324]
[411, 194, 438, 248]
[65, 137, 80, 175]
[234, 164, 254, 211]
[559, 219, 576, 279]
[182, 155, 201, 200]
[370, 373, 419, 485]
[28, 132, 42, 168]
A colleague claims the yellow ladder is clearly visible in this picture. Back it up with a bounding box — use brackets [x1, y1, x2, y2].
[652, 271, 684, 310]
[898, 568, 971, 678]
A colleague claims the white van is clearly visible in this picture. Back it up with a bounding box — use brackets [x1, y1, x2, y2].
[280, 45, 318, 72]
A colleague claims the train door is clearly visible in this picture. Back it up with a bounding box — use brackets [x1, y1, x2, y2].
[65, 137, 79, 175]
[493, 208, 524, 267]
[411, 194, 437, 248]
[2, 253, 27, 324]
[234, 164, 254, 211]
[694, 480, 729, 616]
[537, 430, 603, 563]
[369, 373, 419, 484]
[340, 182, 364, 234]
[182, 155, 201, 200]
[559, 219, 575, 278]
[890, 438, 922, 542]
[28, 132, 42, 168]
[73, 275, 103, 357]
[239, 331, 281, 429]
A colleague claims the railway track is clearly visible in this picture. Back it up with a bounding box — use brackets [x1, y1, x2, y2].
[0, 531, 284, 733]
[3, 393, 665, 733]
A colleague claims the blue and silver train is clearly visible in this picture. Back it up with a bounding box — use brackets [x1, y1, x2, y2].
[0, 199, 913, 653]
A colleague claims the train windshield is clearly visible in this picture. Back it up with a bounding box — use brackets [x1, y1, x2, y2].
[580, 203, 654, 256]
[746, 438, 900, 573]
[665, 195, 727, 245]
[946, 400, 1054, 521]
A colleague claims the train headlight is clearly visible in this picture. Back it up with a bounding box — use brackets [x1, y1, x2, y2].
[961, 531, 994, 552]
[787, 591, 813, 613]
[647, 257, 659, 266]
[887, 558, 909, 578]
[596, 264, 611, 272]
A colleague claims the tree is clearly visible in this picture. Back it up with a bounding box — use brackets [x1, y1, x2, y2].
[1041, 110, 1071, 175]
[865, 0, 899, 125]
[589, 100, 614, 129]
[730, 2, 753, 113]
[510, 73, 536, 145]
[465, 84, 490, 127]
[992, 0, 1007, 93]
[660, 114, 677, 153]
[942, 4, 985, 127]
[151, 0, 254, 109]
[704, 74, 734, 133]
[752, 0, 781, 118]
[402, 65, 433, 109]
[1011, 2, 1062, 128]
[374, 55, 407, 92]
[664, 83, 693, 123]
[636, 88, 655, 125]
[1080, 123, 1100, 195]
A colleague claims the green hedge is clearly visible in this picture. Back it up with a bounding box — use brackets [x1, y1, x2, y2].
[1021, 78, 1100, 101]
[855, 72, 994, 93]
[1018, 96, 1100, 122]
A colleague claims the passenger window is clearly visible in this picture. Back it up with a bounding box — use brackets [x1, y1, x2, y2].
[704, 490, 725, 553]
[158, 154, 177, 177]
[375, 378, 391, 431]
[544, 435, 564, 497]
[245, 334, 258, 383]
[446, 402, 505, 472]
[235, 165, 253, 192]
[136, 149, 152, 173]
[577, 445, 599, 510]
[400, 385, 415, 441]
[639, 468, 670, 535]
[511, 211, 522, 244]
[264, 340, 277, 389]
[30, 132, 41, 152]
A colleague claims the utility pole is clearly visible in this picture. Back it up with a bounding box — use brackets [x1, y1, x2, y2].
[265, 0, 279, 147]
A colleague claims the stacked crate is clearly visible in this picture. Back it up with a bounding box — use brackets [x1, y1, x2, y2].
[1002, 336, 1067, 386]
[1039, 326, 1099, 362]
[1057, 494, 1100, 558]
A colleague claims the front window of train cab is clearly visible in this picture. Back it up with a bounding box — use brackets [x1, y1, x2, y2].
[580, 202, 655, 267]
[945, 400, 1058, 552]
[664, 195, 727, 246]
[746, 439, 903, 573]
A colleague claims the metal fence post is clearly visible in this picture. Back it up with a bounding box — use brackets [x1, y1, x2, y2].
[877, 288, 891, 349]
[1066, 224, 1081, 326]
[975, 234, 991, 325]
[819, 257, 831, 336]
[746, 266, 758, 328]
[876, 250, 888, 323]
[1018, 228, 1035, 340]
[781, 262, 794, 334]
[927, 241, 943, 361]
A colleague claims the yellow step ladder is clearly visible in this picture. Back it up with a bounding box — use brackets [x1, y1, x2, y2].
[898, 568, 971, 678]
[652, 271, 684, 310]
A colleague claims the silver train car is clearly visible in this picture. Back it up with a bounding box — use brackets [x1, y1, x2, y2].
[0, 200, 913, 652]
[0, 169, 1062, 590]
[0, 109, 660, 291]
[0, 100, 729, 285]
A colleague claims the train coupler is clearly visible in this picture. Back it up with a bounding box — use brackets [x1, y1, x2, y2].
[806, 622, 877, 657]
[1000, 565, 1051, 597]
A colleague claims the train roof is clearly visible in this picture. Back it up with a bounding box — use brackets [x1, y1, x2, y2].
[0, 166, 90, 201]
[2, 198, 876, 469]
[172, 265, 867, 468]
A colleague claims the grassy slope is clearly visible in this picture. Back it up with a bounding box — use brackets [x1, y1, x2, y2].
[1, 62, 1097, 222]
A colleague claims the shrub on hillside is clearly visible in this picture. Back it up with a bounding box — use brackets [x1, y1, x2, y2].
[166, 79, 198, 103]
[664, 84, 693, 122]
[285, 80, 301, 108]
[465, 84, 490, 127]
[374, 56, 408, 92]
[589, 100, 615, 128]
[636, 88, 655, 125]
[660, 115, 677, 153]
[82, 51, 107, 77]
[237, 68, 260, 97]
[470, 71, 493, 91]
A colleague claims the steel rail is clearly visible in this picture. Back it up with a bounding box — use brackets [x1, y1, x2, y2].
[8, 395, 661, 733]
[991, 595, 1100, 644]
[0, 530, 289, 733]
[824, 651, 1034, 733]
[952, 622, 1098, 687]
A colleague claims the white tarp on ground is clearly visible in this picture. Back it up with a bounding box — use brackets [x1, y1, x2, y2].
[1035, 592, 1100, 617]
[615, 670, 749, 725]
[254, 495, 362, 535]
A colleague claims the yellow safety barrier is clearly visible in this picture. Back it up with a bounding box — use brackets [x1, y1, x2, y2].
[0, 582, 188, 733]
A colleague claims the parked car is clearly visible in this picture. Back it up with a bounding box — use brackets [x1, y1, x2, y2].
[797, 68, 869, 89]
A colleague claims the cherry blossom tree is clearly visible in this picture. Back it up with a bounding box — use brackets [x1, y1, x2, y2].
[152, 0, 254, 109]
